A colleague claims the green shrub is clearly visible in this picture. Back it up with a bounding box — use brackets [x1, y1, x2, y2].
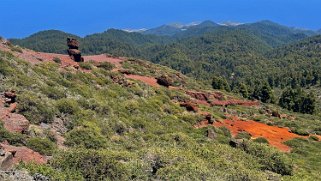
[309, 135, 319, 141]
[17, 92, 55, 124]
[41, 86, 65, 100]
[291, 128, 309, 136]
[52, 57, 61, 64]
[79, 62, 93, 70]
[218, 126, 232, 138]
[235, 131, 252, 140]
[50, 149, 135, 180]
[0, 123, 25, 145]
[18, 163, 83, 181]
[253, 137, 269, 144]
[241, 141, 293, 175]
[26, 137, 57, 155]
[10, 45, 23, 53]
[0, 55, 16, 76]
[65, 126, 107, 149]
[56, 98, 80, 115]
[97, 61, 115, 71]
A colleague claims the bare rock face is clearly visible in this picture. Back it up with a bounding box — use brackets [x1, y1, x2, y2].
[67, 38, 84, 62]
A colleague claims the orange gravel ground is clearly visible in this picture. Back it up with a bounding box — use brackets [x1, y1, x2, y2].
[195, 118, 305, 152]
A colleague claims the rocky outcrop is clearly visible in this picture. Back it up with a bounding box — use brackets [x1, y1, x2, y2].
[2, 113, 29, 133]
[67, 38, 84, 62]
[0, 170, 34, 181]
[4, 91, 16, 104]
[156, 75, 173, 87]
[229, 138, 246, 148]
[206, 128, 217, 140]
[205, 114, 214, 124]
[180, 102, 198, 112]
[0, 148, 14, 170]
[0, 143, 46, 170]
[1, 92, 29, 133]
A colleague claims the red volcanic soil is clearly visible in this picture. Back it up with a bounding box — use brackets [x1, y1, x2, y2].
[84, 54, 125, 68]
[0, 42, 125, 70]
[1, 143, 47, 166]
[196, 118, 305, 152]
[16, 49, 78, 67]
[124, 74, 160, 87]
[0, 98, 29, 133]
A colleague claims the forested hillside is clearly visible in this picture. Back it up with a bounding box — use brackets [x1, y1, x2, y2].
[10, 21, 321, 115]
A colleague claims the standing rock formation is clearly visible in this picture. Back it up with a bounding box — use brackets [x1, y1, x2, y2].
[67, 38, 84, 62]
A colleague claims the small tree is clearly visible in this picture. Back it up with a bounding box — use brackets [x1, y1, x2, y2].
[212, 76, 230, 92]
[251, 83, 275, 103]
[279, 88, 316, 114]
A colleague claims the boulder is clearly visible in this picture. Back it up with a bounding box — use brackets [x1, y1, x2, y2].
[67, 49, 83, 62]
[180, 102, 198, 112]
[4, 91, 16, 104]
[67, 38, 79, 49]
[272, 110, 281, 118]
[67, 38, 84, 62]
[0, 150, 14, 170]
[0, 170, 34, 181]
[156, 75, 172, 87]
[206, 128, 217, 140]
[229, 138, 246, 148]
[0, 143, 47, 169]
[205, 114, 214, 124]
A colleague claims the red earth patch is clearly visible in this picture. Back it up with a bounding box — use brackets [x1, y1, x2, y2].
[124, 74, 160, 87]
[1, 143, 47, 167]
[195, 118, 306, 152]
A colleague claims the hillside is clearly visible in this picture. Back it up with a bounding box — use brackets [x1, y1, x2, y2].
[1, 37, 321, 180]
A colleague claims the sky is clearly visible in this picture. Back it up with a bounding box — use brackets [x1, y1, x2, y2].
[1, 0, 321, 38]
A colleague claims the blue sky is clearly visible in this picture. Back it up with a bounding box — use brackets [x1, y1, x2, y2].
[1, 0, 321, 38]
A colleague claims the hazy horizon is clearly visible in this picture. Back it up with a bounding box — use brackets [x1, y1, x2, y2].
[2, 0, 321, 38]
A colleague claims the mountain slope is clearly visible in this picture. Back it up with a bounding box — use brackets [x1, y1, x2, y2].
[236, 20, 314, 47]
[1, 38, 321, 180]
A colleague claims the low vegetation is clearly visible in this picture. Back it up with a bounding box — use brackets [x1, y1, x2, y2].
[0, 44, 320, 180]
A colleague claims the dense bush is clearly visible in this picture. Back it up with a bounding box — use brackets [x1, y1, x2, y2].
[235, 131, 252, 140]
[64, 126, 107, 149]
[55, 98, 80, 115]
[97, 61, 115, 71]
[241, 141, 293, 175]
[17, 92, 55, 124]
[79, 62, 93, 70]
[52, 57, 61, 64]
[26, 137, 57, 155]
[0, 123, 25, 145]
[19, 163, 84, 181]
[253, 137, 269, 144]
[50, 149, 136, 180]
